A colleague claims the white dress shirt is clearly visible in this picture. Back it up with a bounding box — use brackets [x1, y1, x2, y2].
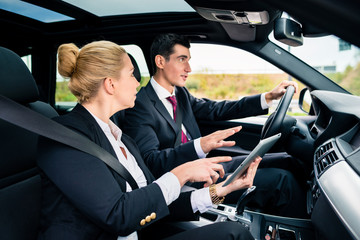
[89, 111, 180, 240]
[86, 109, 213, 240]
[149, 77, 271, 213]
[150, 77, 270, 156]
[150, 77, 206, 158]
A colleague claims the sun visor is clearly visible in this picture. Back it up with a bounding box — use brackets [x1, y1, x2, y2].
[221, 23, 256, 42]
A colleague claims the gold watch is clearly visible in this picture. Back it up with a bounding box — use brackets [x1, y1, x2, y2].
[209, 184, 225, 205]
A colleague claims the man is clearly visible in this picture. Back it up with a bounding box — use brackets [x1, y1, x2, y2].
[122, 33, 307, 218]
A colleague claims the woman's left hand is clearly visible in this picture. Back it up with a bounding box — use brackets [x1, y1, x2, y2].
[215, 156, 262, 198]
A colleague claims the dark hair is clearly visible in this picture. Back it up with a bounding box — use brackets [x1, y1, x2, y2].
[150, 33, 190, 74]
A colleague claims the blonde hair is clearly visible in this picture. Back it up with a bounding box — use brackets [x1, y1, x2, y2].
[57, 40, 127, 103]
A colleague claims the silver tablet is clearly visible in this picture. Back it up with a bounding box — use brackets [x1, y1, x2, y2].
[222, 133, 281, 187]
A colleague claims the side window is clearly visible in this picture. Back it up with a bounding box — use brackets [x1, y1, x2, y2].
[187, 43, 304, 115]
[55, 44, 149, 108]
[121, 44, 150, 88]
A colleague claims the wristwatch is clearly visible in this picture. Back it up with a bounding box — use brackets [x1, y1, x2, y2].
[209, 184, 225, 205]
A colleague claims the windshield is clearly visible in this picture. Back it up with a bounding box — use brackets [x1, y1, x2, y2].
[270, 33, 360, 96]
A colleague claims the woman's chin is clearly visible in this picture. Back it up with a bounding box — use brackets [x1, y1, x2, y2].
[128, 102, 136, 109]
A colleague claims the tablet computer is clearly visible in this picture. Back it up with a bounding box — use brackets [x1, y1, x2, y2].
[222, 133, 281, 187]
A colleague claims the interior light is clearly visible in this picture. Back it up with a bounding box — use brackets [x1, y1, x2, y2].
[195, 7, 269, 25]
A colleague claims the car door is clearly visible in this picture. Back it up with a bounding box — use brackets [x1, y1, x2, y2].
[187, 43, 304, 155]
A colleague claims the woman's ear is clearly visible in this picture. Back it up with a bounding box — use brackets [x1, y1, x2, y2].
[155, 55, 165, 70]
[103, 77, 115, 94]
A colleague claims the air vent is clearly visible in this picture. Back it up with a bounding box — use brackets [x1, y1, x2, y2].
[315, 141, 339, 176]
[315, 141, 333, 159]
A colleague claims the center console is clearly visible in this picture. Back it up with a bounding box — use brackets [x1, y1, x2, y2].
[206, 204, 315, 240]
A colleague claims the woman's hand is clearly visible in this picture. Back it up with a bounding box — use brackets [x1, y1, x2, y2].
[171, 156, 232, 187]
[215, 157, 262, 198]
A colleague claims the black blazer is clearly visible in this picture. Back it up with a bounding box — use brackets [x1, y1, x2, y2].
[37, 104, 197, 240]
[123, 83, 268, 178]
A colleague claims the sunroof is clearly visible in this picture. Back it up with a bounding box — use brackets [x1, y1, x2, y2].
[62, 0, 195, 17]
[0, 0, 74, 23]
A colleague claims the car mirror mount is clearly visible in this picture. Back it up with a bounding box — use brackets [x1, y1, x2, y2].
[274, 18, 303, 47]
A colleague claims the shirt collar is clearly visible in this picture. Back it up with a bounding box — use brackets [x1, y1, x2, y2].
[85, 107, 123, 141]
[150, 77, 175, 100]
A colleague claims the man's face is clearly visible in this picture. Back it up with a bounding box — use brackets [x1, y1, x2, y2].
[162, 44, 191, 88]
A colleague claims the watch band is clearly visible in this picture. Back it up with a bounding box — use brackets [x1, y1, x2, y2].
[209, 184, 225, 205]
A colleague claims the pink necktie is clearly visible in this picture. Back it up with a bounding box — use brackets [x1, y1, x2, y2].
[166, 96, 188, 144]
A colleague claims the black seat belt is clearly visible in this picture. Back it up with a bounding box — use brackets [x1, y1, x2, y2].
[0, 95, 139, 190]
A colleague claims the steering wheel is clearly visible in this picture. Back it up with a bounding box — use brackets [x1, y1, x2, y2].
[261, 85, 295, 139]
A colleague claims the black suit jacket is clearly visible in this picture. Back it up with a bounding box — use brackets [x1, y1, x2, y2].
[123, 83, 268, 178]
[37, 104, 197, 240]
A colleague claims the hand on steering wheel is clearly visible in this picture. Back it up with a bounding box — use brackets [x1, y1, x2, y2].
[261, 85, 295, 139]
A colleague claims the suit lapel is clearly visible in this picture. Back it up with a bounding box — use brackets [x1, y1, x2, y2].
[121, 134, 155, 183]
[74, 105, 155, 185]
[145, 84, 178, 133]
[72, 105, 119, 158]
[175, 87, 202, 139]
[145, 84, 202, 139]
[69, 105, 139, 190]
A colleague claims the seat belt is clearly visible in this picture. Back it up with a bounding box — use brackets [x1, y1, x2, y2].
[0, 95, 139, 190]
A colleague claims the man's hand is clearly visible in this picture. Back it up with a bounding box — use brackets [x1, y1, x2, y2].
[200, 126, 242, 154]
[265, 80, 298, 104]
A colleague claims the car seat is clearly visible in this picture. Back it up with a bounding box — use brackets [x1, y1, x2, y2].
[0, 46, 58, 240]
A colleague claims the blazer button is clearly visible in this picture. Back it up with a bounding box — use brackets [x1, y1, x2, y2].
[150, 212, 156, 220]
[145, 216, 151, 222]
[140, 219, 146, 226]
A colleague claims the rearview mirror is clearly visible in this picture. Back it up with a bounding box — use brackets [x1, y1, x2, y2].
[274, 18, 303, 47]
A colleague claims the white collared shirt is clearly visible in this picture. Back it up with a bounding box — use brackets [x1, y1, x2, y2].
[148, 77, 271, 214]
[88, 108, 212, 213]
[87, 110, 182, 240]
[150, 77, 270, 157]
[150, 77, 206, 158]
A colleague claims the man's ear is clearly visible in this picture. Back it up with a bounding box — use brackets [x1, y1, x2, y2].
[155, 55, 165, 69]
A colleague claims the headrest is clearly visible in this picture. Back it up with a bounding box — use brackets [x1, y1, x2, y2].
[0, 47, 39, 104]
[128, 53, 141, 82]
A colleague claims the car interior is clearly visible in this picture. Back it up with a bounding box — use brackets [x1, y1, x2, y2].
[0, 46, 59, 240]
[1, 0, 360, 240]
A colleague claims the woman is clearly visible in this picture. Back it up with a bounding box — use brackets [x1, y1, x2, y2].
[37, 40, 261, 240]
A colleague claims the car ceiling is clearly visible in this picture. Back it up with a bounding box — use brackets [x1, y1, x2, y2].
[1, 0, 359, 56]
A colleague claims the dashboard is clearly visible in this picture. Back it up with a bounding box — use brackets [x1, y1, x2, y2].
[195, 90, 360, 240]
[309, 90, 360, 240]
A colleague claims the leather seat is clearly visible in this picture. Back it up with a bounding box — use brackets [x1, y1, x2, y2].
[0, 47, 58, 240]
